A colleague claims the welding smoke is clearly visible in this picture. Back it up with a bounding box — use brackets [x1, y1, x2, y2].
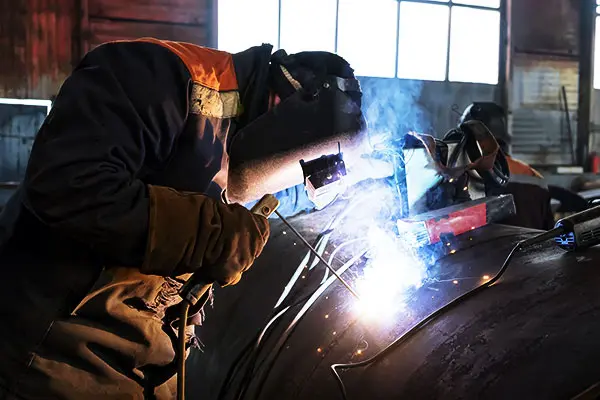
[359, 77, 430, 150]
[329, 78, 440, 322]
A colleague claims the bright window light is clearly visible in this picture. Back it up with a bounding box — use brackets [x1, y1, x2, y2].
[337, 0, 398, 78]
[397, 2, 449, 81]
[280, 0, 337, 53]
[597, 5, 600, 14]
[0, 98, 52, 115]
[448, 7, 500, 84]
[218, 0, 279, 53]
[454, 0, 500, 8]
[594, 16, 600, 89]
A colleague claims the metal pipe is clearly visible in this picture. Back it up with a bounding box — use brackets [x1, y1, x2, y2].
[577, 0, 596, 168]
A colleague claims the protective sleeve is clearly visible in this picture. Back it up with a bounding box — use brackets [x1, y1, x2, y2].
[22, 42, 191, 267]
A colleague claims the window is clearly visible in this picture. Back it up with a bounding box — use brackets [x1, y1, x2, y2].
[217, 0, 502, 84]
[337, 0, 398, 78]
[0, 98, 52, 115]
[280, 0, 337, 53]
[397, 0, 501, 83]
[397, 2, 449, 81]
[448, 6, 500, 84]
[217, 0, 279, 54]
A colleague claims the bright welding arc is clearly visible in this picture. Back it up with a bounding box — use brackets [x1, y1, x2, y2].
[329, 226, 566, 400]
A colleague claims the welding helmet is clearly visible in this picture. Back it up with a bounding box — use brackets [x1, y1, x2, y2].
[224, 49, 367, 205]
[460, 102, 510, 154]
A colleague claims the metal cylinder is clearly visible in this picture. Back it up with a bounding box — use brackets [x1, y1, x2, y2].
[188, 203, 600, 400]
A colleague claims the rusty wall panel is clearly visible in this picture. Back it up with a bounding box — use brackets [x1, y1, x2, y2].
[89, 18, 208, 47]
[0, 0, 79, 99]
[89, 0, 208, 25]
[512, 0, 579, 56]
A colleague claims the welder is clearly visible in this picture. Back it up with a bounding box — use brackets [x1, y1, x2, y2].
[0, 38, 365, 399]
[460, 102, 554, 229]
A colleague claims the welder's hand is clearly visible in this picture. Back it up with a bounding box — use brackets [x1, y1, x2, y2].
[198, 202, 270, 286]
[142, 185, 270, 285]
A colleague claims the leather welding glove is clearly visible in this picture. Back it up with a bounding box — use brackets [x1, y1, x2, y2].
[142, 185, 270, 286]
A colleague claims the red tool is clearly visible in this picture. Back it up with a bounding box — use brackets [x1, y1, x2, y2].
[396, 194, 516, 247]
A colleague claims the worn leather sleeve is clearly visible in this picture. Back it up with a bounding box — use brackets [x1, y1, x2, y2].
[143, 185, 270, 286]
[21, 42, 191, 266]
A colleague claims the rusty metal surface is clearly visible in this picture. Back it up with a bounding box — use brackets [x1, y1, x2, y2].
[88, 18, 208, 48]
[89, 0, 208, 25]
[0, 0, 78, 99]
[85, 0, 211, 51]
[512, 0, 579, 56]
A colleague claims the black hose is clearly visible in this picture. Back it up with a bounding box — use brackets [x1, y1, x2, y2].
[177, 301, 191, 400]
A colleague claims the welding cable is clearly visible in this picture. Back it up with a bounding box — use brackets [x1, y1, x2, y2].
[330, 227, 564, 400]
[274, 195, 368, 308]
[234, 238, 368, 398]
[274, 234, 329, 308]
[224, 195, 380, 399]
[177, 302, 190, 400]
[227, 287, 333, 400]
[218, 291, 318, 400]
[321, 237, 367, 284]
[275, 210, 361, 300]
[222, 220, 341, 398]
[232, 250, 367, 400]
[247, 249, 368, 400]
[221, 229, 340, 399]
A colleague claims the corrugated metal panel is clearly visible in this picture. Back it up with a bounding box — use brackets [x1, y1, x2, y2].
[511, 55, 579, 165]
[0, 0, 78, 99]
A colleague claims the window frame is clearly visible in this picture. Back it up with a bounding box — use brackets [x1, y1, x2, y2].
[217, 0, 503, 83]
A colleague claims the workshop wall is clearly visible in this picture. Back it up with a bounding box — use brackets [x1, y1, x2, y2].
[85, 0, 214, 51]
[0, 0, 79, 99]
[0, 0, 80, 206]
[0, 0, 213, 202]
[509, 0, 581, 165]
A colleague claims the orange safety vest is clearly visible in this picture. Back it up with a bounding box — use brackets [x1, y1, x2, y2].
[133, 37, 238, 92]
[506, 155, 544, 179]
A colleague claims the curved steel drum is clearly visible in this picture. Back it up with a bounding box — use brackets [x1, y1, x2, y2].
[187, 195, 600, 400]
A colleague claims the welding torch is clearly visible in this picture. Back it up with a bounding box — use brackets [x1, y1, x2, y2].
[176, 194, 360, 400]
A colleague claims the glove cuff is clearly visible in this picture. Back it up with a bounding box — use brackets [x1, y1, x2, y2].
[142, 185, 202, 276]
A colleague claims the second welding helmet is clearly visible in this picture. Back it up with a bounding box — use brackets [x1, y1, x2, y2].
[225, 49, 367, 205]
[460, 102, 510, 154]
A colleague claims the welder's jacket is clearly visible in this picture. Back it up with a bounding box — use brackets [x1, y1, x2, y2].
[0, 38, 270, 399]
